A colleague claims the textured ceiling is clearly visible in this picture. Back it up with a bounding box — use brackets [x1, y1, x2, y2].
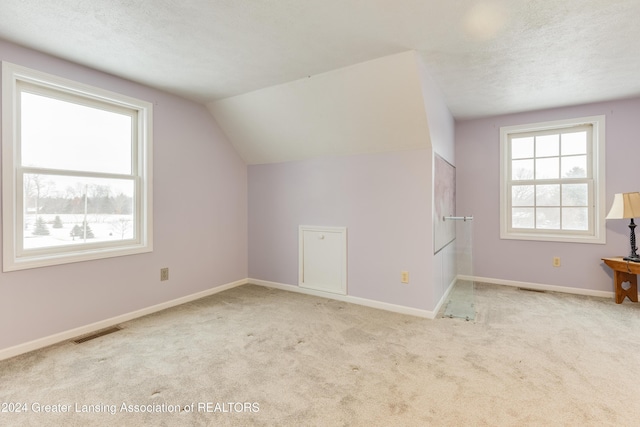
[1, 0, 639, 119]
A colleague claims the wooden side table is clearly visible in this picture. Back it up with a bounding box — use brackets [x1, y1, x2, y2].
[602, 257, 640, 304]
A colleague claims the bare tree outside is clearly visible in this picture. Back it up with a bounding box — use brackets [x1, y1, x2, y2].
[111, 218, 132, 239]
[510, 153, 588, 230]
[22, 175, 134, 249]
[24, 174, 52, 229]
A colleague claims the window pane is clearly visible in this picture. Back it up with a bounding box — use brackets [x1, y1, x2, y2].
[512, 159, 533, 180]
[501, 117, 603, 243]
[512, 185, 534, 206]
[535, 158, 559, 179]
[561, 131, 587, 155]
[536, 184, 560, 206]
[562, 207, 588, 230]
[20, 92, 133, 174]
[562, 183, 588, 206]
[512, 208, 534, 228]
[536, 134, 559, 157]
[23, 173, 135, 250]
[561, 155, 587, 178]
[512, 137, 534, 159]
[536, 208, 560, 229]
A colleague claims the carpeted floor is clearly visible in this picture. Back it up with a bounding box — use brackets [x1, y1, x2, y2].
[1, 282, 639, 426]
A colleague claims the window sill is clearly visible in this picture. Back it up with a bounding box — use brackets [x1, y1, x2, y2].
[500, 230, 605, 244]
[3, 243, 153, 272]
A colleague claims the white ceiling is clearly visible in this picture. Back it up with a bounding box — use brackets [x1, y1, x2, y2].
[1, 0, 640, 119]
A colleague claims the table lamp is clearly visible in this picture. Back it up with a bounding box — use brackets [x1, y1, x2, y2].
[606, 192, 640, 262]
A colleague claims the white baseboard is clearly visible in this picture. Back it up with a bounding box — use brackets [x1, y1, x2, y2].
[0, 278, 249, 362]
[458, 275, 618, 299]
[6, 274, 619, 361]
[249, 278, 437, 319]
[432, 276, 458, 316]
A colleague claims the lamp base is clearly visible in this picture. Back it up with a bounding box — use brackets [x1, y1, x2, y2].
[626, 219, 640, 262]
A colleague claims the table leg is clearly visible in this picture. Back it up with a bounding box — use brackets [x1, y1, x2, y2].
[613, 270, 639, 303]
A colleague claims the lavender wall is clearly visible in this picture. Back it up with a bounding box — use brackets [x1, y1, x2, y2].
[456, 97, 640, 291]
[0, 40, 248, 351]
[416, 56, 457, 306]
[248, 149, 434, 310]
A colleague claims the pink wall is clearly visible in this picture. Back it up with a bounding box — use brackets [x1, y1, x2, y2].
[0, 40, 248, 351]
[456, 97, 640, 291]
[248, 149, 434, 310]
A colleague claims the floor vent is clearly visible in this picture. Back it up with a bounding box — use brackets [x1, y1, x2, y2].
[518, 287, 546, 293]
[72, 326, 122, 344]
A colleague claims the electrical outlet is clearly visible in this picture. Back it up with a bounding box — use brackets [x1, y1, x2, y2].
[553, 257, 561, 267]
[160, 267, 169, 281]
[401, 271, 409, 283]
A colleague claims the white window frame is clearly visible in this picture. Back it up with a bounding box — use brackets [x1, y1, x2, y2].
[500, 116, 605, 244]
[2, 62, 153, 271]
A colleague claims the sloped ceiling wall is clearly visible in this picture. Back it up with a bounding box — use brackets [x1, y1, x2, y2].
[415, 57, 455, 165]
[208, 51, 433, 165]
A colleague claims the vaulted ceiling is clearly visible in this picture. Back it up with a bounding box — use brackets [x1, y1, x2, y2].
[209, 51, 440, 164]
[2, 0, 639, 120]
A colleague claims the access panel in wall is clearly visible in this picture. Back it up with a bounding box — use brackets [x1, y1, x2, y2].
[299, 226, 347, 295]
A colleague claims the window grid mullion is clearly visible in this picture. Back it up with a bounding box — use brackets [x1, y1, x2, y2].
[508, 125, 593, 234]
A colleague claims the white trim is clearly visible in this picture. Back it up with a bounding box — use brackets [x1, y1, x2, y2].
[432, 276, 458, 315]
[0, 279, 248, 361]
[5, 275, 621, 361]
[499, 115, 606, 244]
[250, 278, 436, 319]
[458, 274, 618, 299]
[298, 225, 347, 295]
[2, 61, 153, 271]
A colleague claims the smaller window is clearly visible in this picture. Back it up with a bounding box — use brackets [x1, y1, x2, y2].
[500, 116, 605, 244]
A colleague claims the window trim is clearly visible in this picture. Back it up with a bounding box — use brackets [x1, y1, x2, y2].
[499, 115, 605, 244]
[2, 61, 153, 271]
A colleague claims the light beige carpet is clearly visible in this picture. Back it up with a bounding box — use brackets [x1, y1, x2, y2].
[1, 283, 639, 426]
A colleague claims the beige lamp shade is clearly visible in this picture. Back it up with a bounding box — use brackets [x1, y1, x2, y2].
[606, 192, 640, 219]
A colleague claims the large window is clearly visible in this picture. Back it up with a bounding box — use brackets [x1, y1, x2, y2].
[2, 62, 153, 271]
[500, 116, 605, 243]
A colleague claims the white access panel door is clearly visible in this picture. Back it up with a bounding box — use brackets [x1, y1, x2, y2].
[299, 226, 347, 295]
